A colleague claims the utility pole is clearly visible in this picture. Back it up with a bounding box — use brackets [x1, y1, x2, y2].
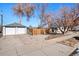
[0, 10, 3, 35]
[1, 14, 3, 32]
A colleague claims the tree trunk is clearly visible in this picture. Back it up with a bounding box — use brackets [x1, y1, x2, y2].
[19, 15, 22, 24]
[66, 26, 69, 32]
[58, 27, 65, 34]
[62, 31, 65, 34]
[70, 26, 73, 31]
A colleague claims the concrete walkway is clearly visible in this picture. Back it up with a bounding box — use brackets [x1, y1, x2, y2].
[0, 32, 79, 56]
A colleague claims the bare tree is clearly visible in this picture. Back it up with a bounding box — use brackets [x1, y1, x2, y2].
[13, 3, 24, 24]
[73, 4, 79, 25]
[56, 6, 70, 34]
[55, 4, 79, 34]
[44, 13, 53, 28]
[66, 4, 79, 30]
[24, 3, 35, 21]
[67, 8, 76, 30]
[38, 4, 48, 28]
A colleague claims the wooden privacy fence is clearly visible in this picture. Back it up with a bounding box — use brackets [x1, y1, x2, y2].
[29, 28, 49, 35]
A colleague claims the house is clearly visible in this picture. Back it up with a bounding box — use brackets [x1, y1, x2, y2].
[50, 23, 58, 33]
[72, 17, 79, 31]
[50, 23, 65, 33]
[3, 22, 27, 36]
[72, 25, 79, 31]
[74, 17, 79, 26]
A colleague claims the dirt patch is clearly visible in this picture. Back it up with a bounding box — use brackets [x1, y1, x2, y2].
[45, 34, 63, 40]
[58, 38, 79, 47]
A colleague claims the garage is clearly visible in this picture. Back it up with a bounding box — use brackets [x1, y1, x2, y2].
[3, 22, 27, 36]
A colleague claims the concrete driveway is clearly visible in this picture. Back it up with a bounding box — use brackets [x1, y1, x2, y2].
[0, 32, 79, 56]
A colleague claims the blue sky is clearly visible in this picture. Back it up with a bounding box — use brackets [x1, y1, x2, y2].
[0, 3, 75, 27]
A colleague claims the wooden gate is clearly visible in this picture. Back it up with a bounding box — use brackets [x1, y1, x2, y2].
[30, 28, 48, 35]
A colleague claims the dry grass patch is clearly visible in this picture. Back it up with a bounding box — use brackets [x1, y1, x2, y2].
[58, 38, 79, 47]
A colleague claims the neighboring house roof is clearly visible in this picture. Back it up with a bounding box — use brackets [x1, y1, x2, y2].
[74, 17, 79, 25]
[51, 23, 57, 28]
[4, 22, 26, 28]
[73, 25, 79, 31]
[74, 17, 79, 21]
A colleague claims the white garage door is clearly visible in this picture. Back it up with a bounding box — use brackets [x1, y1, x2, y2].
[3, 27, 26, 35]
[16, 28, 26, 34]
[5, 28, 16, 35]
